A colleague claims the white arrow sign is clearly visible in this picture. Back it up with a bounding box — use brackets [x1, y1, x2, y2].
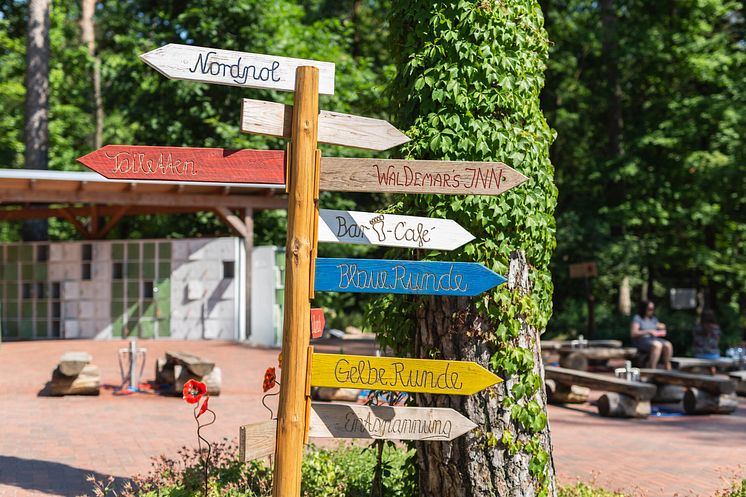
[317, 209, 475, 251]
[241, 99, 409, 151]
[140, 44, 336, 95]
[239, 404, 476, 459]
[309, 403, 477, 441]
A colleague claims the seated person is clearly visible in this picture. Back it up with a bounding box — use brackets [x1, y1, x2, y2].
[631, 300, 672, 370]
[692, 309, 721, 359]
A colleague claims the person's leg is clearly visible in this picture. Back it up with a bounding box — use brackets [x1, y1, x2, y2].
[661, 339, 673, 370]
[648, 340, 663, 369]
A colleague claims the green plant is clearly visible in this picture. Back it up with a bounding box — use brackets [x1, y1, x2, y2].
[557, 483, 629, 497]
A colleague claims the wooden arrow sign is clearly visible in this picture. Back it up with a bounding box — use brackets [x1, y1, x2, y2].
[77, 145, 285, 184]
[314, 258, 505, 296]
[311, 353, 501, 395]
[319, 157, 527, 196]
[241, 99, 409, 151]
[318, 209, 474, 251]
[309, 403, 476, 441]
[239, 403, 475, 459]
[140, 44, 336, 95]
[310, 308, 325, 339]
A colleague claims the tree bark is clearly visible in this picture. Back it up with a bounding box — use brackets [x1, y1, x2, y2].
[23, 0, 51, 241]
[80, 0, 104, 148]
[414, 251, 556, 497]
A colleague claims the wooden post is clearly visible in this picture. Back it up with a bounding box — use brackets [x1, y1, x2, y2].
[272, 66, 319, 497]
[244, 208, 253, 340]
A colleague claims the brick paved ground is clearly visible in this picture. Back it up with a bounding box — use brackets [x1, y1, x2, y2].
[1, 339, 744, 497]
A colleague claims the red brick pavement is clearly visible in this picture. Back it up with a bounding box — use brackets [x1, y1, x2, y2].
[1, 339, 744, 497]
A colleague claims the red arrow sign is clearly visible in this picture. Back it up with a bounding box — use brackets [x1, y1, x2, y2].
[311, 308, 325, 339]
[77, 145, 285, 184]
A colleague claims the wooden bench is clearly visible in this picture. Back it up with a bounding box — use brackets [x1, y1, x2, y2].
[671, 357, 736, 373]
[48, 352, 100, 396]
[640, 369, 737, 414]
[545, 366, 656, 418]
[558, 347, 637, 371]
[156, 351, 221, 396]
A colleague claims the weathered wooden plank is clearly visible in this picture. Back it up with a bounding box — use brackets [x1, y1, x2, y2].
[559, 347, 637, 361]
[241, 99, 409, 151]
[639, 369, 735, 395]
[239, 419, 277, 461]
[319, 157, 527, 196]
[317, 209, 474, 251]
[310, 353, 501, 395]
[58, 351, 92, 377]
[672, 356, 736, 371]
[314, 258, 505, 297]
[309, 403, 476, 441]
[140, 44, 335, 95]
[78, 146, 285, 184]
[545, 366, 657, 401]
[165, 351, 215, 377]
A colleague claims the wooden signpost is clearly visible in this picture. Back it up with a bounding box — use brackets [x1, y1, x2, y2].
[140, 44, 336, 94]
[117, 41, 527, 497]
[310, 352, 501, 395]
[77, 145, 284, 184]
[310, 308, 325, 339]
[314, 258, 506, 296]
[317, 209, 475, 250]
[241, 99, 410, 151]
[240, 403, 476, 459]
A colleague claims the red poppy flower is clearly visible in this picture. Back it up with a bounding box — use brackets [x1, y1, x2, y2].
[183, 379, 207, 404]
[197, 396, 210, 418]
[262, 367, 276, 393]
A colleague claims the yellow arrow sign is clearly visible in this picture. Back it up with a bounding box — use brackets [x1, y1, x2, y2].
[311, 353, 501, 395]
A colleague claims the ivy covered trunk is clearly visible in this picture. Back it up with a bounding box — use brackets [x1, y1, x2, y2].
[379, 1, 559, 495]
[415, 252, 555, 497]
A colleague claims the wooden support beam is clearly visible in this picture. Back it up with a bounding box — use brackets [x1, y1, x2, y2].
[213, 207, 249, 238]
[90, 204, 99, 234]
[59, 208, 93, 239]
[244, 208, 253, 340]
[0, 188, 288, 209]
[95, 206, 130, 239]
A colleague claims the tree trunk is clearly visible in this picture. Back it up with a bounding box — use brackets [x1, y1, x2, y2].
[80, 0, 104, 148]
[415, 252, 556, 497]
[23, 0, 51, 241]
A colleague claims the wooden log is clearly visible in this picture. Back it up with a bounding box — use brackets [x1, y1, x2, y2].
[639, 369, 735, 395]
[597, 392, 650, 418]
[671, 357, 735, 372]
[58, 351, 92, 377]
[729, 371, 746, 396]
[652, 384, 687, 403]
[165, 351, 215, 377]
[559, 351, 588, 371]
[683, 388, 738, 415]
[559, 347, 637, 361]
[545, 366, 657, 400]
[49, 364, 100, 396]
[174, 366, 221, 396]
[545, 379, 590, 404]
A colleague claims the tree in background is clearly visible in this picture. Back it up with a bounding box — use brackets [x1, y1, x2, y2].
[541, 0, 746, 347]
[22, 0, 51, 241]
[373, 1, 558, 495]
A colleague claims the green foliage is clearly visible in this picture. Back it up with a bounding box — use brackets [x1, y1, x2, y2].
[542, 0, 746, 343]
[369, 0, 557, 494]
[557, 483, 629, 497]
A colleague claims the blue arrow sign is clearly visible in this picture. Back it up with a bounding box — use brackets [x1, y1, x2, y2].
[314, 258, 506, 296]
